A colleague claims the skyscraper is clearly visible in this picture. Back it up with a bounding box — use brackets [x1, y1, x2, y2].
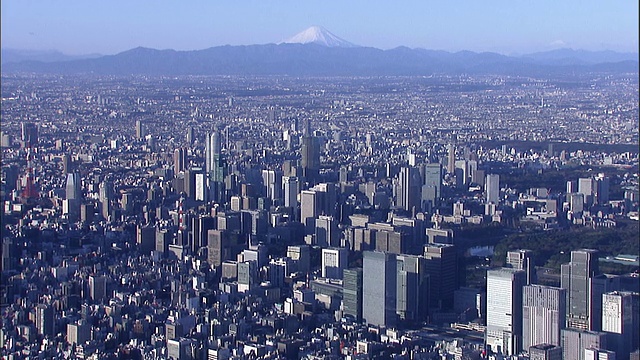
[422, 163, 442, 209]
[262, 169, 282, 202]
[485, 174, 500, 204]
[300, 119, 320, 184]
[135, 120, 145, 139]
[447, 144, 455, 174]
[396, 254, 429, 322]
[206, 129, 225, 202]
[522, 285, 566, 349]
[300, 190, 320, 234]
[65, 172, 82, 200]
[88, 275, 107, 303]
[578, 177, 596, 207]
[423, 243, 457, 310]
[21, 122, 38, 147]
[363, 251, 397, 327]
[35, 304, 54, 337]
[282, 176, 299, 210]
[485, 268, 526, 356]
[395, 166, 421, 213]
[315, 215, 340, 248]
[343, 268, 363, 322]
[321, 247, 348, 279]
[601, 291, 639, 360]
[561, 249, 600, 330]
[561, 328, 608, 360]
[507, 249, 537, 285]
[174, 147, 186, 174]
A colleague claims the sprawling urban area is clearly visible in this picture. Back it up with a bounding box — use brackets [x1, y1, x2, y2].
[1, 72, 638, 359]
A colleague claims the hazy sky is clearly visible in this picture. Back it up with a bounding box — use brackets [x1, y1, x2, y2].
[2, 1, 638, 55]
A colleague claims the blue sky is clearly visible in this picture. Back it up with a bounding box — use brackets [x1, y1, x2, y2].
[1, 1, 638, 55]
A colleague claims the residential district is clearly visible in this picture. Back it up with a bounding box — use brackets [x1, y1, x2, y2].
[0, 74, 638, 359]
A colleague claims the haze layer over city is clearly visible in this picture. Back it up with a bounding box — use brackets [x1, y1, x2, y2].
[1, 2, 639, 360]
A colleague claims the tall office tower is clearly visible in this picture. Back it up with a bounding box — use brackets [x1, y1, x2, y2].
[184, 168, 197, 199]
[568, 193, 585, 214]
[156, 228, 172, 253]
[315, 215, 340, 247]
[602, 291, 639, 360]
[88, 275, 107, 303]
[190, 216, 215, 255]
[21, 122, 38, 147]
[395, 166, 422, 213]
[237, 260, 257, 293]
[61, 154, 71, 174]
[300, 119, 320, 184]
[339, 166, 349, 184]
[268, 258, 289, 288]
[423, 163, 442, 207]
[66, 172, 82, 200]
[99, 180, 113, 220]
[262, 169, 282, 202]
[205, 129, 226, 203]
[174, 147, 186, 174]
[506, 249, 537, 285]
[321, 247, 348, 279]
[186, 126, 194, 145]
[578, 177, 596, 207]
[135, 120, 145, 139]
[137, 225, 156, 254]
[561, 328, 608, 360]
[567, 180, 578, 194]
[282, 176, 299, 210]
[194, 171, 207, 201]
[67, 320, 91, 346]
[561, 249, 600, 330]
[343, 268, 363, 321]
[590, 274, 621, 332]
[396, 254, 429, 322]
[529, 344, 563, 360]
[485, 268, 526, 356]
[287, 245, 310, 273]
[207, 229, 229, 268]
[485, 174, 500, 204]
[35, 304, 54, 337]
[1, 238, 17, 272]
[363, 251, 397, 327]
[522, 285, 566, 349]
[301, 190, 320, 234]
[595, 174, 610, 205]
[447, 144, 456, 174]
[455, 160, 469, 186]
[423, 243, 457, 310]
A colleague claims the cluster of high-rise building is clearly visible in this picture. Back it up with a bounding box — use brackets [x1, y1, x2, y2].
[485, 249, 639, 360]
[0, 73, 638, 359]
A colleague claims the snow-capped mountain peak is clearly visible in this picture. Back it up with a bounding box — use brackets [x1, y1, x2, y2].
[280, 26, 357, 48]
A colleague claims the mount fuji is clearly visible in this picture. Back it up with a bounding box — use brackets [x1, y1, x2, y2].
[280, 26, 357, 48]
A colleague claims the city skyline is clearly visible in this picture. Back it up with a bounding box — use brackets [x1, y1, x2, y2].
[1, 1, 638, 55]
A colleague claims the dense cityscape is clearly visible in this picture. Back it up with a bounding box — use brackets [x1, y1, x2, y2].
[1, 71, 638, 360]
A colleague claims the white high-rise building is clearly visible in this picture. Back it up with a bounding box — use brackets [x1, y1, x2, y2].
[602, 291, 639, 359]
[485, 268, 526, 356]
[321, 247, 348, 279]
[522, 285, 566, 350]
[282, 176, 299, 209]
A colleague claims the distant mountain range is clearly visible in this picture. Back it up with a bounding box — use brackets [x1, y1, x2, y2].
[2, 27, 637, 76]
[1, 48, 102, 65]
